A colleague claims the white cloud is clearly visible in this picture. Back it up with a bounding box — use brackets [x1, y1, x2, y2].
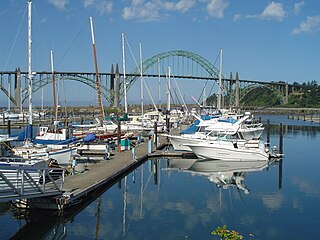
[122, 0, 196, 22]
[98, 1, 113, 13]
[83, 0, 112, 13]
[123, 1, 160, 22]
[234, 1, 286, 22]
[292, 15, 320, 34]
[175, 0, 196, 12]
[294, 1, 304, 14]
[260, 1, 286, 21]
[48, 0, 69, 11]
[206, 0, 229, 19]
[83, 0, 95, 8]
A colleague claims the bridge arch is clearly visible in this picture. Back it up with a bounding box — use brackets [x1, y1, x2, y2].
[21, 73, 111, 104]
[124, 50, 220, 93]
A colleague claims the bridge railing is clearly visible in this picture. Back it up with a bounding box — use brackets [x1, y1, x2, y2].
[0, 158, 65, 202]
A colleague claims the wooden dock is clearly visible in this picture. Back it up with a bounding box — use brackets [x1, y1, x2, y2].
[27, 131, 192, 210]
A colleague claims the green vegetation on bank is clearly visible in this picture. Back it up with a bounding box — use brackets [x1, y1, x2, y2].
[207, 80, 320, 108]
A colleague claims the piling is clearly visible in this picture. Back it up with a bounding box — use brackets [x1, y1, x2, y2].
[154, 121, 158, 148]
[279, 123, 283, 154]
[148, 140, 153, 154]
[266, 119, 270, 145]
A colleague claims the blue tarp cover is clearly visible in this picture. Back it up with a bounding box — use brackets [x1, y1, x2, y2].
[83, 133, 96, 142]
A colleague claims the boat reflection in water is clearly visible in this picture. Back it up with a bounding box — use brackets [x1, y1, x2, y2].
[168, 158, 276, 194]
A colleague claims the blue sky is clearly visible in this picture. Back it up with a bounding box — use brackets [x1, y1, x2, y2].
[0, 0, 319, 107]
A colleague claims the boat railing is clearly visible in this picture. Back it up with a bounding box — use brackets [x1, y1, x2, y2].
[0, 161, 65, 202]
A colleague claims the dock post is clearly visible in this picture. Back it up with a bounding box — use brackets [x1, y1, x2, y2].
[279, 123, 283, 155]
[72, 159, 77, 175]
[7, 120, 11, 136]
[132, 147, 136, 160]
[2, 113, 5, 125]
[154, 121, 158, 149]
[266, 119, 270, 146]
[148, 140, 153, 154]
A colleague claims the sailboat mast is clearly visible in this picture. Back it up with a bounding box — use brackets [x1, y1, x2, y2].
[50, 50, 57, 118]
[28, 0, 32, 125]
[139, 42, 144, 116]
[217, 48, 223, 111]
[8, 78, 11, 111]
[122, 33, 128, 114]
[158, 58, 161, 110]
[89, 17, 104, 124]
[167, 66, 171, 112]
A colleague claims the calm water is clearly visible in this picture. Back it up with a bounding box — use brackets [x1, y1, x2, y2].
[1, 115, 320, 239]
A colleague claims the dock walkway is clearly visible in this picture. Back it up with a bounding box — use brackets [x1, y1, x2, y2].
[61, 140, 151, 205]
[57, 130, 187, 209]
[24, 128, 190, 210]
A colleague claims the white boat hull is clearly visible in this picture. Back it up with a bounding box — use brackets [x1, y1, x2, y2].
[186, 141, 269, 161]
[31, 147, 77, 165]
[164, 134, 217, 151]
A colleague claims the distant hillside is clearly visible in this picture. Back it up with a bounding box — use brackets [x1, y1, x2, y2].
[206, 80, 320, 108]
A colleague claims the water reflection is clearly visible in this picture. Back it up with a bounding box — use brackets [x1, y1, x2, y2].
[2, 157, 282, 239]
[168, 158, 278, 194]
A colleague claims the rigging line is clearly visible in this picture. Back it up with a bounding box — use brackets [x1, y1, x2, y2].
[143, 78, 158, 111]
[3, 3, 28, 70]
[125, 37, 140, 71]
[173, 78, 189, 112]
[195, 51, 220, 103]
[207, 80, 216, 98]
[56, 20, 87, 68]
[172, 85, 181, 108]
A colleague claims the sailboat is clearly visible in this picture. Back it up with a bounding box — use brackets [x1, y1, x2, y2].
[33, 50, 77, 145]
[12, 0, 77, 166]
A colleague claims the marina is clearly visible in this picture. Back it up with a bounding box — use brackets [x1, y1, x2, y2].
[1, 115, 320, 239]
[0, 0, 320, 239]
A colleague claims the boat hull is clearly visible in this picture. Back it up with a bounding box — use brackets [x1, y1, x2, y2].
[186, 141, 269, 161]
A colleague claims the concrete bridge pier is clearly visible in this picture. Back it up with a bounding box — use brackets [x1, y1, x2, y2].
[14, 68, 22, 111]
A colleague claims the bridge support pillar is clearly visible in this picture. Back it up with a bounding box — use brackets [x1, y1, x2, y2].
[14, 68, 22, 111]
[110, 64, 115, 107]
[114, 63, 120, 108]
[285, 82, 289, 104]
[235, 72, 240, 109]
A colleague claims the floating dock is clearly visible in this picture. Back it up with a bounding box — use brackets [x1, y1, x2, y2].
[25, 132, 192, 210]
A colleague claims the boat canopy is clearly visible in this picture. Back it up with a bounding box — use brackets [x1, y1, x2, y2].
[180, 115, 216, 134]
